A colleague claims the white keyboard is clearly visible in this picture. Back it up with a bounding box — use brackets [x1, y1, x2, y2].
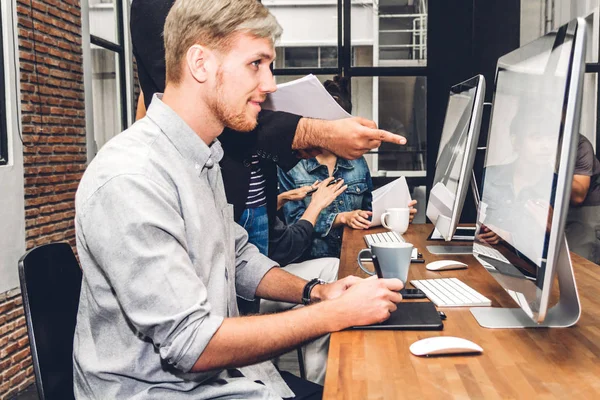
[364, 231, 406, 247]
[410, 278, 491, 307]
[473, 242, 510, 263]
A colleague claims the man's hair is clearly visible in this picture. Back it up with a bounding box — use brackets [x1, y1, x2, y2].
[164, 0, 282, 84]
[324, 76, 352, 114]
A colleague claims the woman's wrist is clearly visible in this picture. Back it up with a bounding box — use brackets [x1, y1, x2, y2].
[305, 202, 323, 217]
[333, 212, 345, 227]
[276, 194, 287, 210]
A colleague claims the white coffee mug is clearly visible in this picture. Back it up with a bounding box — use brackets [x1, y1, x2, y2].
[381, 208, 410, 234]
[357, 242, 414, 283]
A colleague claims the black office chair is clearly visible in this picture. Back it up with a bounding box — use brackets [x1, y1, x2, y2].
[19, 242, 82, 400]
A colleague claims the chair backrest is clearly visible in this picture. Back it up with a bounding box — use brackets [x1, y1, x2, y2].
[19, 242, 82, 400]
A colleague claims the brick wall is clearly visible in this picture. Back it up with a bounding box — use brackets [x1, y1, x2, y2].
[0, 0, 85, 398]
[0, 290, 30, 399]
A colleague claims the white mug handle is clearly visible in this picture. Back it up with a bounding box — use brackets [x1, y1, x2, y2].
[381, 212, 391, 229]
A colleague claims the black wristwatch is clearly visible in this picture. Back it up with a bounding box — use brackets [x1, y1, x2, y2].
[302, 278, 325, 305]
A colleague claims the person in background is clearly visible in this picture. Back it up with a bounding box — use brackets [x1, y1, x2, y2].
[565, 134, 600, 265]
[279, 76, 418, 259]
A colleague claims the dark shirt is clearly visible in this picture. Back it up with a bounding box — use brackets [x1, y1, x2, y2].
[130, 0, 311, 266]
[130, 0, 171, 109]
[573, 134, 600, 206]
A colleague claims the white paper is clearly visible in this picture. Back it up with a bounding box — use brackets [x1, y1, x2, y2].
[370, 176, 412, 227]
[425, 182, 456, 226]
[263, 74, 352, 120]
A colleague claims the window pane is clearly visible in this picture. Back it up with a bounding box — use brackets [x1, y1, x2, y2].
[91, 47, 122, 150]
[265, 1, 338, 69]
[320, 47, 337, 68]
[584, 12, 598, 63]
[88, 0, 119, 44]
[0, 7, 5, 165]
[352, 0, 427, 67]
[353, 46, 373, 67]
[0, 24, 6, 165]
[352, 76, 427, 173]
[521, 3, 598, 63]
[284, 47, 318, 68]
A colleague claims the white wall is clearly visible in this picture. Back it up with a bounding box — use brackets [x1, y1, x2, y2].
[266, 3, 374, 46]
[0, 0, 25, 293]
[520, 0, 544, 45]
[89, 2, 117, 43]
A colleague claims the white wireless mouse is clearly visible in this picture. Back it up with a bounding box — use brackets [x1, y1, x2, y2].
[409, 336, 483, 356]
[426, 260, 468, 271]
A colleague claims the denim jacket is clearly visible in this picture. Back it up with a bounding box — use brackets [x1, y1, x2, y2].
[278, 156, 373, 259]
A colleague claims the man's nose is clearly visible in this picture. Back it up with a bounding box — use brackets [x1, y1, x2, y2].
[259, 70, 277, 94]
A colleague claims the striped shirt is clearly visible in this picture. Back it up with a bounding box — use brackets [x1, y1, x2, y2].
[246, 154, 267, 208]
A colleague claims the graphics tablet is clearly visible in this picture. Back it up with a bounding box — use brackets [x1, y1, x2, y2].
[349, 302, 443, 331]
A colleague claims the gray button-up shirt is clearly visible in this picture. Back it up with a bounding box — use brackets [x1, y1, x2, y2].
[74, 96, 294, 399]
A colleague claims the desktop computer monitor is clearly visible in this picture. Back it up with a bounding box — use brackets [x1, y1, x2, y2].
[471, 18, 586, 328]
[425, 75, 485, 253]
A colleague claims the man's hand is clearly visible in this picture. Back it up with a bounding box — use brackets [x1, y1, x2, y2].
[408, 199, 418, 223]
[294, 117, 406, 160]
[311, 275, 363, 303]
[478, 223, 511, 245]
[477, 225, 502, 245]
[328, 277, 404, 330]
[337, 210, 372, 230]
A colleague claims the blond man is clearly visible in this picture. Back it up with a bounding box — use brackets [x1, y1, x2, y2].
[74, 1, 404, 398]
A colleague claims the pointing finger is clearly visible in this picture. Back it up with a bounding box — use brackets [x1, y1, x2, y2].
[376, 130, 406, 145]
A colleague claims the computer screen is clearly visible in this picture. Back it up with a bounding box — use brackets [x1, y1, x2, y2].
[426, 75, 485, 241]
[472, 18, 586, 327]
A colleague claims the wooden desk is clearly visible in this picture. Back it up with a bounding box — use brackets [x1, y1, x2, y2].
[323, 224, 600, 399]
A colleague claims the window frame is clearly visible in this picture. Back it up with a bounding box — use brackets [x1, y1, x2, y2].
[89, 0, 127, 130]
[83, 0, 134, 160]
[0, 7, 7, 166]
[0, 0, 26, 292]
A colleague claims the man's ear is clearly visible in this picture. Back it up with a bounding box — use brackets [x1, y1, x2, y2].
[185, 44, 211, 83]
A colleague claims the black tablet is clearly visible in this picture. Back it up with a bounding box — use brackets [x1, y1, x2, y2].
[349, 302, 443, 331]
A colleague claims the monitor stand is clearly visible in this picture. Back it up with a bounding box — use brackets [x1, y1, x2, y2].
[470, 238, 581, 328]
[426, 170, 479, 256]
[426, 220, 475, 255]
[426, 244, 473, 255]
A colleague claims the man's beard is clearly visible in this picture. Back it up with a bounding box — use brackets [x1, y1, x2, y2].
[210, 70, 258, 132]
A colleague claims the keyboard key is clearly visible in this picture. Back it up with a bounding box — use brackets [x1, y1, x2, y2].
[363, 232, 406, 248]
